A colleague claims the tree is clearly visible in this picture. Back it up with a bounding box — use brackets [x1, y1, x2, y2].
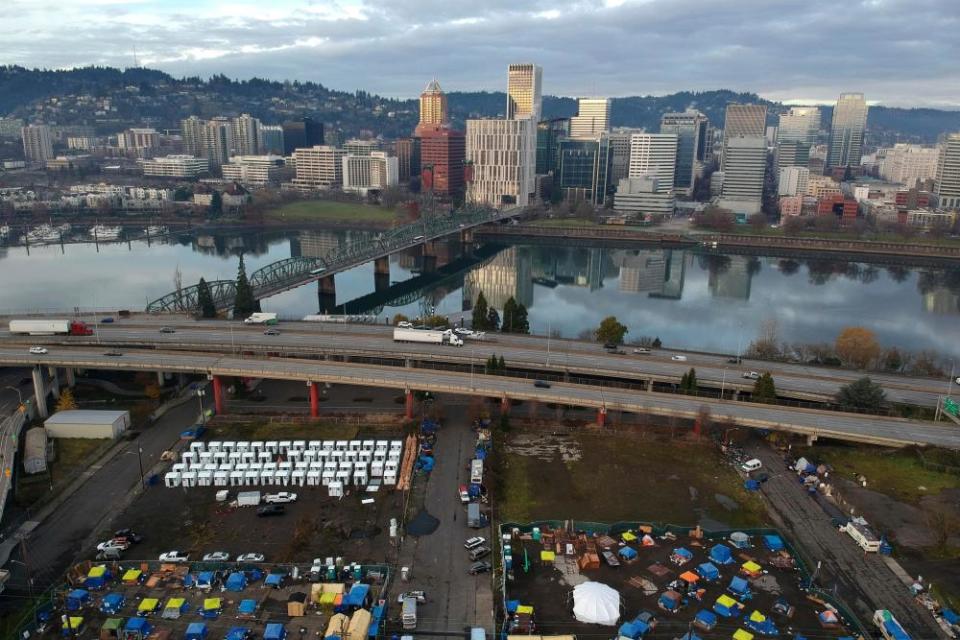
[501, 296, 529, 334]
[472, 291, 489, 331]
[652, 337, 662, 348]
[196, 277, 217, 318]
[748, 213, 767, 232]
[486, 307, 500, 332]
[55, 388, 78, 412]
[498, 355, 505, 371]
[596, 316, 628, 345]
[392, 313, 409, 325]
[208, 191, 223, 217]
[679, 368, 698, 394]
[836, 376, 886, 410]
[882, 347, 903, 372]
[835, 326, 880, 369]
[233, 254, 258, 317]
[753, 372, 777, 403]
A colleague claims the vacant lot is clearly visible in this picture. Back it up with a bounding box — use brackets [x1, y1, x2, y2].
[264, 200, 397, 224]
[496, 425, 768, 530]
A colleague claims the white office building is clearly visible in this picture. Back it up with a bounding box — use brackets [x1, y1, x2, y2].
[613, 176, 676, 217]
[466, 118, 535, 208]
[628, 133, 678, 194]
[290, 145, 345, 190]
[139, 155, 209, 178]
[570, 98, 611, 138]
[231, 114, 262, 156]
[878, 144, 940, 186]
[717, 135, 766, 215]
[607, 128, 643, 184]
[342, 151, 398, 195]
[778, 166, 810, 197]
[936, 133, 960, 210]
[222, 155, 287, 185]
[343, 139, 381, 157]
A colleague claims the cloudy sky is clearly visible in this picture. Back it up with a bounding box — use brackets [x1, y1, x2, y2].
[3, 0, 959, 107]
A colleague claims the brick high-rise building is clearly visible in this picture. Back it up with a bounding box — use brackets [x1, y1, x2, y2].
[419, 128, 465, 200]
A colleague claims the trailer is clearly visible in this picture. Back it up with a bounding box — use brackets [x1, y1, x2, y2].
[470, 459, 483, 485]
[401, 597, 417, 630]
[243, 313, 278, 325]
[9, 319, 93, 336]
[393, 328, 463, 347]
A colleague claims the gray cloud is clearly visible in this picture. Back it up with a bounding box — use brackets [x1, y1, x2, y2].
[2, 0, 959, 106]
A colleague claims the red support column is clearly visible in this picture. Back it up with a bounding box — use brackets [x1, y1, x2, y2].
[500, 396, 510, 415]
[597, 406, 607, 427]
[212, 376, 225, 415]
[405, 390, 414, 420]
[309, 382, 320, 418]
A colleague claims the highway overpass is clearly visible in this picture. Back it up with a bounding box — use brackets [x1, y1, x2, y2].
[0, 346, 958, 449]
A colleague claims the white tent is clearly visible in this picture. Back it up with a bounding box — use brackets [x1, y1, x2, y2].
[572, 581, 621, 626]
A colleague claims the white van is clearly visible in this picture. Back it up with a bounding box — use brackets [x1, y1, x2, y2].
[741, 459, 762, 473]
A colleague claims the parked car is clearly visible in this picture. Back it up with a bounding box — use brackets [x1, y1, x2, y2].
[458, 485, 471, 504]
[397, 321, 413, 329]
[28, 346, 48, 355]
[97, 539, 130, 552]
[533, 380, 551, 389]
[468, 546, 491, 561]
[607, 348, 626, 355]
[671, 355, 688, 362]
[96, 548, 122, 561]
[236, 553, 265, 563]
[104, 351, 123, 357]
[257, 504, 285, 517]
[202, 551, 231, 562]
[464, 536, 487, 550]
[742, 371, 760, 380]
[114, 528, 142, 543]
[468, 561, 492, 575]
[727, 356, 743, 364]
[396, 591, 427, 604]
[263, 492, 298, 504]
[632, 347, 651, 354]
[263, 329, 280, 336]
[741, 459, 763, 473]
[159, 550, 190, 563]
[453, 328, 473, 336]
[159, 326, 176, 334]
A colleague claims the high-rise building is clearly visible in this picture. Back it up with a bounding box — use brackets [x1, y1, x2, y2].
[778, 166, 810, 197]
[827, 93, 868, 169]
[282, 117, 324, 155]
[231, 114, 261, 156]
[627, 133, 678, 194]
[259, 125, 284, 155]
[395, 137, 421, 183]
[660, 110, 709, 195]
[506, 63, 542, 121]
[777, 107, 820, 144]
[180, 116, 206, 157]
[343, 139, 381, 157]
[936, 133, 960, 210]
[419, 128, 465, 199]
[718, 135, 766, 214]
[569, 98, 611, 138]
[879, 144, 940, 186]
[721, 104, 767, 169]
[342, 151, 399, 196]
[536, 118, 569, 175]
[466, 118, 535, 207]
[21, 124, 54, 162]
[203, 117, 234, 167]
[555, 136, 612, 205]
[290, 145, 346, 190]
[607, 128, 643, 185]
[117, 128, 160, 155]
[417, 79, 447, 133]
[776, 140, 811, 171]
[0, 117, 25, 140]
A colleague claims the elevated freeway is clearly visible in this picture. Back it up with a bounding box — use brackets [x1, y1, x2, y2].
[0, 346, 957, 448]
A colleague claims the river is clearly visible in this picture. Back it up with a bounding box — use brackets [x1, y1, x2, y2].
[1, 228, 958, 359]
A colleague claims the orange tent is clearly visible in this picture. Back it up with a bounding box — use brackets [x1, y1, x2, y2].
[680, 571, 699, 583]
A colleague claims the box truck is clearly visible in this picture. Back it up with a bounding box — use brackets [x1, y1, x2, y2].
[243, 313, 278, 325]
[401, 597, 417, 629]
[470, 459, 484, 485]
[8, 319, 93, 336]
[392, 327, 463, 346]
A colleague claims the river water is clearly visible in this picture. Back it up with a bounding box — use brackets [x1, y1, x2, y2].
[1, 228, 958, 359]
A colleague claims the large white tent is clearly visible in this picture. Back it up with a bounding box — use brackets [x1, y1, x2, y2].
[572, 581, 621, 626]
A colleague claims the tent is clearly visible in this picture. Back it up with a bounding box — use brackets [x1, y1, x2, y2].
[343, 583, 370, 609]
[264, 623, 287, 640]
[658, 590, 682, 612]
[733, 629, 754, 640]
[619, 547, 638, 561]
[728, 576, 751, 597]
[137, 598, 160, 616]
[641, 534, 656, 547]
[121, 569, 143, 585]
[710, 544, 734, 565]
[794, 457, 816, 474]
[618, 619, 650, 639]
[325, 613, 351, 638]
[122, 617, 152, 640]
[185, 622, 209, 640]
[818, 610, 840, 627]
[226, 572, 247, 591]
[622, 531, 637, 543]
[572, 582, 621, 626]
[763, 535, 784, 552]
[226, 627, 251, 640]
[670, 548, 694, 565]
[541, 550, 556, 563]
[741, 561, 762, 578]
[694, 610, 718, 631]
[679, 571, 700, 585]
[86, 565, 111, 589]
[265, 573, 285, 588]
[161, 597, 189, 619]
[196, 571, 215, 590]
[66, 589, 90, 611]
[61, 616, 85, 636]
[347, 606, 372, 640]
[201, 598, 222, 619]
[100, 593, 125, 615]
[237, 599, 258, 619]
[677, 633, 701, 640]
[744, 480, 761, 491]
[101, 618, 123, 637]
[745, 610, 778, 636]
[729, 532, 750, 549]
[697, 563, 720, 582]
[941, 609, 958, 626]
[714, 595, 744, 618]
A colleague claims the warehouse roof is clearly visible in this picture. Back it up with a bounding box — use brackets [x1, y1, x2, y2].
[45, 410, 129, 425]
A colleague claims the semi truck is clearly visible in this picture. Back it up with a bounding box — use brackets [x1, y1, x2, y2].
[392, 327, 463, 347]
[8, 319, 93, 336]
[243, 312, 278, 325]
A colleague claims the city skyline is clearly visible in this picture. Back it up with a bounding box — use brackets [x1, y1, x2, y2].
[3, 0, 958, 108]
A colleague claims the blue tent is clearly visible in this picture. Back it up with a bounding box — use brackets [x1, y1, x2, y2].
[100, 593, 124, 615]
[264, 573, 285, 588]
[66, 589, 90, 611]
[677, 633, 702, 640]
[942, 609, 959, 625]
[709, 544, 734, 565]
[745, 614, 779, 636]
[123, 617, 152, 638]
[505, 600, 520, 614]
[618, 619, 650, 639]
[196, 571, 215, 590]
[744, 479, 761, 491]
[369, 603, 387, 638]
[659, 591, 682, 612]
[619, 546, 638, 561]
[225, 572, 247, 592]
[417, 455, 435, 472]
[697, 562, 720, 581]
[185, 622, 209, 640]
[238, 600, 257, 617]
[264, 623, 287, 640]
[343, 583, 370, 608]
[763, 535, 785, 552]
[728, 576, 751, 597]
[672, 547, 693, 561]
[226, 627, 251, 640]
[694, 609, 717, 631]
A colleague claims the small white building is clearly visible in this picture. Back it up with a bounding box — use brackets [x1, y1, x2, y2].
[23, 427, 49, 474]
[44, 410, 130, 439]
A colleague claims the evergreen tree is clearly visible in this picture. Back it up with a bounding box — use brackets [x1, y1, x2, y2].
[498, 355, 506, 371]
[233, 254, 258, 317]
[753, 372, 777, 403]
[196, 277, 217, 318]
[836, 377, 886, 410]
[486, 307, 500, 332]
[209, 191, 223, 217]
[502, 297, 517, 332]
[513, 302, 530, 334]
[472, 291, 489, 331]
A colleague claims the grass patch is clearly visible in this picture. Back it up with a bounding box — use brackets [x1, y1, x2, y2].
[208, 419, 360, 441]
[15, 437, 113, 507]
[263, 200, 397, 223]
[799, 445, 960, 505]
[530, 217, 601, 228]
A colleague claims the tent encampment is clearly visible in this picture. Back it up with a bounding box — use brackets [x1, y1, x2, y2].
[572, 582, 621, 626]
[709, 544, 733, 565]
[100, 593, 124, 615]
[697, 562, 720, 581]
[729, 576, 751, 597]
[763, 535, 784, 552]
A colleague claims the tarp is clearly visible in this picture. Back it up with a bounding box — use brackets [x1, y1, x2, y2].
[714, 595, 742, 618]
[325, 613, 350, 637]
[697, 563, 720, 581]
[185, 622, 209, 640]
[818, 610, 839, 625]
[226, 572, 247, 591]
[618, 620, 650, 639]
[100, 593, 124, 614]
[66, 589, 89, 610]
[744, 480, 761, 491]
[162, 597, 189, 619]
[196, 571, 215, 588]
[238, 600, 257, 616]
[541, 550, 556, 562]
[942, 609, 959, 625]
[137, 598, 159, 614]
[729, 576, 750, 595]
[88, 566, 107, 578]
[641, 534, 656, 547]
[680, 571, 699, 584]
[572, 581, 621, 626]
[710, 544, 733, 565]
[102, 618, 122, 631]
[672, 548, 693, 560]
[121, 569, 142, 584]
[265, 573, 284, 587]
[619, 547, 638, 560]
[763, 535, 784, 552]
[226, 627, 250, 640]
[741, 561, 762, 575]
[516, 605, 534, 615]
[203, 598, 222, 612]
[124, 618, 151, 633]
[677, 633, 701, 640]
[659, 590, 681, 611]
[730, 532, 750, 548]
[63, 616, 84, 632]
[264, 623, 286, 640]
[733, 629, 754, 640]
[622, 532, 637, 542]
[343, 583, 370, 608]
[694, 609, 717, 629]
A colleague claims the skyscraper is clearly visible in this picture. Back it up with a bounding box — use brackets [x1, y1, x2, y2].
[231, 114, 261, 156]
[935, 133, 960, 210]
[628, 133, 678, 194]
[777, 107, 820, 144]
[555, 136, 612, 205]
[660, 110, 709, 195]
[607, 128, 643, 185]
[506, 63, 542, 121]
[282, 117, 324, 155]
[569, 98, 611, 138]
[718, 135, 766, 214]
[827, 93, 868, 169]
[204, 117, 234, 167]
[721, 104, 767, 169]
[181, 116, 206, 157]
[395, 137, 420, 183]
[536, 118, 569, 174]
[417, 79, 447, 133]
[259, 125, 284, 155]
[419, 128, 465, 199]
[21, 124, 53, 162]
[466, 118, 535, 207]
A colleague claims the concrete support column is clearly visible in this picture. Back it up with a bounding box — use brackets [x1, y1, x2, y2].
[806, 434, 818, 446]
[156, 370, 166, 387]
[404, 389, 414, 420]
[597, 407, 607, 427]
[405, 358, 413, 369]
[732, 390, 740, 401]
[500, 395, 510, 415]
[48, 367, 60, 400]
[64, 368, 76, 388]
[212, 376, 225, 415]
[374, 256, 390, 293]
[647, 378, 655, 393]
[32, 366, 48, 419]
[318, 275, 337, 314]
[308, 381, 320, 418]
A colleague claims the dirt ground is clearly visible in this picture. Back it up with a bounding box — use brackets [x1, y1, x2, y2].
[505, 527, 857, 639]
[495, 424, 768, 530]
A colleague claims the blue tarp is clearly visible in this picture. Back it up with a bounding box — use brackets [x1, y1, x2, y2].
[710, 544, 734, 565]
[124, 618, 152, 634]
[475, 448, 487, 460]
[185, 622, 209, 640]
[417, 455, 435, 472]
[942, 609, 959, 625]
[264, 623, 286, 640]
[225, 572, 247, 591]
[66, 589, 90, 611]
[505, 600, 520, 614]
[659, 592, 681, 611]
[694, 609, 717, 629]
[697, 562, 720, 581]
[343, 583, 370, 608]
[226, 627, 250, 640]
[619, 546, 638, 560]
[883, 620, 910, 640]
[100, 593, 124, 614]
[673, 547, 693, 560]
[264, 574, 284, 587]
[196, 571, 215, 588]
[745, 479, 761, 491]
[618, 620, 650, 639]
[746, 616, 779, 636]
[763, 535, 785, 552]
[729, 576, 750, 596]
[238, 600, 257, 616]
[678, 633, 702, 640]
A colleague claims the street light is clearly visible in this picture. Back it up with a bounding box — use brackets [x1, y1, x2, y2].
[196, 389, 206, 424]
[126, 446, 145, 488]
[3, 386, 23, 407]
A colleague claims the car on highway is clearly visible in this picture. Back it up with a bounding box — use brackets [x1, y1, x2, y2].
[28, 346, 48, 355]
[742, 371, 760, 380]
[264, 492, 298, 504]
[100, 317, 114, 323]
[459, 485, 471, 504]
[114, 528, 142, 543]
[464, 536, 486, 550]
[632, 347, 651, 354]
[396, 591, 427, 604]
[671, 355, 688, 361]
[159, 550, 190, 563]
[236, 553, 265, 563]
[533, 380, 551, 389]
[263, 329, 280, 336]
[159, 326, 176, 334]
[397, 321, 413, 328]
[104, 351, 123, 357]
[97, 539, 130, 552]
[727, 356, 743, 364]
[607, 348, 626, 355]
[453, 327, 473, 336]
[257, 504, 285, 517]
[202, 551, 231, 562]
[468, 561, 492, 575]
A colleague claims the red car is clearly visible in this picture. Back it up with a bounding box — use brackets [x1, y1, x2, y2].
[458, 485, 470, 504]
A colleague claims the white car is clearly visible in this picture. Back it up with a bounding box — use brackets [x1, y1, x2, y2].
[464, 536, 486, 550]
[264, 492, 298, 504]
[29, 346, 48, 355]
[236, 553, 265, 563]
[742, 371, 760, 380]
[671, 355, 688, 362]
[397, 321, 413, 329]
[397, 590, 427, 604]
[97, 539, 130, 552]
[955, 376, 960, 385]
[202, 551, 231, 562]
[453, 328, 473, 336]
[159, 550, 190, 563]
[741, 459, 763, 473]
[632, 347, 651, 354]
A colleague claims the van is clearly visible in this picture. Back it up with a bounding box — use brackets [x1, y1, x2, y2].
[401, 597, 417, 629]
[741, 459, 762, 473]
[468, 546, 491, 561]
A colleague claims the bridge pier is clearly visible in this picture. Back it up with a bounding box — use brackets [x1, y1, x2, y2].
[308, 381, 320, 418]
[374, 256, 390, 293]
[318, 275, 337, 314]
[63, 367, 76, 388]
[32, 366, 49, 419]
[405, 390, 414, 420]
[806, 434, 818, 446]
[156, 371, 166, 387]
[500, 395, 510, 415]
[48, 367, 60, 400]
[596, 406, 607, 427]
[647, 378, 654, 392]
[212, 375, 225, 415]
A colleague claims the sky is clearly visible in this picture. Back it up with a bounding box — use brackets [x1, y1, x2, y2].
[3, 0, 959, 107]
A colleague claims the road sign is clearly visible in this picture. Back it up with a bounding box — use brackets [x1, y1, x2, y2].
[945, 398, 959, 417]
